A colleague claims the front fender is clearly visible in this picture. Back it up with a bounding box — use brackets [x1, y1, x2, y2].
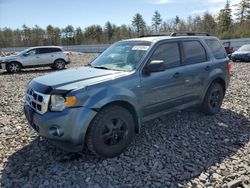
[85, 86, 141, 112]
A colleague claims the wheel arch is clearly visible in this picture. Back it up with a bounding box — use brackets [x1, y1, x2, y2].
[210, 77, 226, 96]
[8, 61, 23, 68]
[54, 58, 66, 64]
[92, 100, 141, 134]
[202, 76, 226, 102]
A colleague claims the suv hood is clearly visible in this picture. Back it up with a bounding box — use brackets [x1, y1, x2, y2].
[0, 54, 19, 62]
[29, 67, 131, 94]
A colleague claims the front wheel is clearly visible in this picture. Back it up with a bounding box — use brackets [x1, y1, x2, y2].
[53, 59, 65, 70]
[201, 82, 224, 115]
[86, 105, 135, 158]
[6, 62, 21, 73]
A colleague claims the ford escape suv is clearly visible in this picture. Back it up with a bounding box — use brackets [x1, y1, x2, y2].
[24, 33, 231, 158]
[0, 46, 70, 73]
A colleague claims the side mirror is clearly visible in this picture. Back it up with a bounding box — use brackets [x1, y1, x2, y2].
[144, 60, 165, 74]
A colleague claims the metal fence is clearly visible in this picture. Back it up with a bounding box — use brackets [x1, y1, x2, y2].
[221, 38, 250, 50]
[1, 38, 250, 53]
[0, 44, 111, 53]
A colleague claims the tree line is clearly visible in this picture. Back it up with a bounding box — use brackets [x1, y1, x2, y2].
[0, 0, 250, 48]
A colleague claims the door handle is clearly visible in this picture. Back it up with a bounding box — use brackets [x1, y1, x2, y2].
[205, 66, 210, 71]
[173, 72, 181, 78]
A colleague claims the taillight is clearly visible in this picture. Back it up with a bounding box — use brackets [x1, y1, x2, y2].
[227, 61, 232, 74]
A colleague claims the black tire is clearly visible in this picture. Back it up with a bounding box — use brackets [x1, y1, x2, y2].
[53, 59, 65, 70]
[201, 82, 224, 115]
[6, 62, 21, 73]
[86, 105, 135, 158]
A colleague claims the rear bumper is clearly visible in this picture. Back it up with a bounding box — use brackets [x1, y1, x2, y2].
[24, 104, 97, 152]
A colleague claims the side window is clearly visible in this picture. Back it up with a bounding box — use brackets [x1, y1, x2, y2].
[24, 49, 37, 56]
[50, 48, 62, 52]
[182, 41, 207, 64]
[205, 39, 227, 59]
[38, 48, 54, 54]
[149, 42, 181, 68]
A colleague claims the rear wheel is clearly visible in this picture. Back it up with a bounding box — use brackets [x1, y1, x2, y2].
[6, 62, 21, 73]
[201, 82, 224, 115]
[86, 105, 135, 158]
[53, 59, 65, 70]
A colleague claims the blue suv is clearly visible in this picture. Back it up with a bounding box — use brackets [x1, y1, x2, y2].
[24, 33, 231, 158]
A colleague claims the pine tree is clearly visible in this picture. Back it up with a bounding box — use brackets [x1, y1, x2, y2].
[234, 0, 250, 22]
[104, 21, 114, 42]
[174, 16, 181, 31]
[75, 27, 84, 45]
[132, 13, 146, 37]
[152, 10, 162, 33]
[218, 0, 232, 33]
[201, 12, 217, 35]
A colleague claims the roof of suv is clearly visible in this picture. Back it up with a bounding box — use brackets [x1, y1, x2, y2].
[29, 46, 63, 49]
[124, 35, 218, 44]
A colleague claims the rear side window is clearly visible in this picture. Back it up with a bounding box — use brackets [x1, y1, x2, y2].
[50, 48, 62, 52]
[150, 42, 181, 68]
[38, 48, 62, 54]
[205, 39, 227, 59]
[182, 41, 207, 64]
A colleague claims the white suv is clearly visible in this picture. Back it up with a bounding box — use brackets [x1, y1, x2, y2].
[0, 46, 71, 73]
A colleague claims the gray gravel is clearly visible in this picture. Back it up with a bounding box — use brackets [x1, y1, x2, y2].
[0, 55, 249, 188]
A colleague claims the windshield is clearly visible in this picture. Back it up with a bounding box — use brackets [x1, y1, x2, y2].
[17, 48, 33, 55]
[238, 45, 250, 52]
[90, 41, 151, 71]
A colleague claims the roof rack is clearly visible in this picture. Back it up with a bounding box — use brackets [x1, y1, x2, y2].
[170, 32, 210, 36]
[139, 34, 169, 38]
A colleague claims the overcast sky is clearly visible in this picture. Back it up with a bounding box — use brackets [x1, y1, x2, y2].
[0, 0, 241, 29]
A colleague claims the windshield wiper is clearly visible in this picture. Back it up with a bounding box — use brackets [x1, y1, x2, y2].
[92, 66, 110, 70]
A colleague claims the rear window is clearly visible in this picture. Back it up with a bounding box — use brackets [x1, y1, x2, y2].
[205, 39, 226, 59]
[182, 40, 207, 64]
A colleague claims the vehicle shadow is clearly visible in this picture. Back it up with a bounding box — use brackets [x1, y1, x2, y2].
[1, 108, 250, 187]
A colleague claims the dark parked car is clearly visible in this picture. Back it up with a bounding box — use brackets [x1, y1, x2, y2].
[231, 44, 250, 62]
[24, 33, 231, 158]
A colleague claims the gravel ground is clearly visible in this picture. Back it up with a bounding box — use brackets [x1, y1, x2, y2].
[0, 54, 249, 188]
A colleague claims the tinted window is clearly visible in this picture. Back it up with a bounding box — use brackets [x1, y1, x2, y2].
[38, 48, 61, 54]
[183, 41, 207, 64]
[150, 42, 181, 68]
[50, 48, 62, 52]
[205, 39, 226, 59]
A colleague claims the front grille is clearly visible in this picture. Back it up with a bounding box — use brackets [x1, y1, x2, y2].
[25, 88, 50, 114]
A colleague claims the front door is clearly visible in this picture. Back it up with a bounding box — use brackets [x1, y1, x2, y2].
[21, 48, 38, 66]
[140, 41, 187, 118]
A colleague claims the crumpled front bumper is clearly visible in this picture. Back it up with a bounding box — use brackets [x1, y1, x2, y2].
[24, 104, 97, 152]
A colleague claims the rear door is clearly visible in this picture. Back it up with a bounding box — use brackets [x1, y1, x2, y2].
[140, 41, 188, 117]
[36, 48, 58, 65]
[180, 39, 212, 103]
